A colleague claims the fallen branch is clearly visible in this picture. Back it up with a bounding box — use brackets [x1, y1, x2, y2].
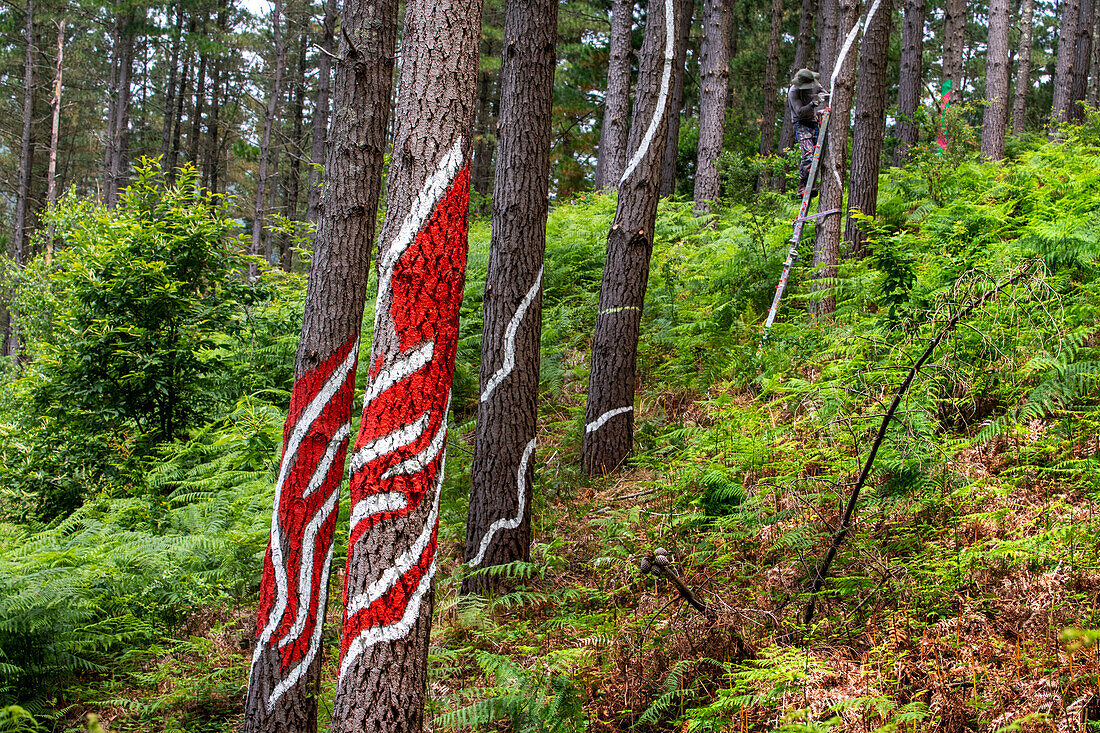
[802, 264, 1033, 624]
[638, 549, 714, 618]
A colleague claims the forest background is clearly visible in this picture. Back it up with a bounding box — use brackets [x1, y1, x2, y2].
[4, 0, 1100, 731]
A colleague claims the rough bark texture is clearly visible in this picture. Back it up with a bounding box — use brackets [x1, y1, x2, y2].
[942, 0, 965, 98]
[463, 0, 558, 596]
[758, 0, 784, 158]
[845, 0, 893, 256]
[693, 0, 731, 212]
[250, 0, 286, 278]
[331, 0, 481, 724]
[661, 0, 693, 196]
[594, 0, 634, 190]
[1011, 0, 1035, 134]
[1070, 0, 1095, 121]
[241, 0, 397, 725]
[1051, 0, 1082, 132]
[812, 0, 860, 316]
[818, 0, 839, 80]
[307, 0, 338, 225]
[775, 0, 816, 184]
[981, 0, 1011, 159]
[582, 0, 677, 475]
[893, 0, 924, 163]
[7, 0, 35, 357]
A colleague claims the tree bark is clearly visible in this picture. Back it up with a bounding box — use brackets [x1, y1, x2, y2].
[241, 0, 397, 726]
[187, 19, 209, 168]
[463, 0, 557, 595]
[812, 0, 861, 315]
[582, 0, 678, 474]
[46, 18, 64, 251]
[660, 0, 693, 196]
[1011, 0, 1035, 134]
[846, 0, 893, 256]
[1051, 0, 1081, 132]
[693, 0, 731, 212]
[161, 6, 184, 166]
[981, 0, 1011, 159]
[168, 33, 191, 186]
[942, 0, 965, 100]
[306, 0, 338, 225]
[205, 0, 230, 195]
[1070, 0, 1095, 121]
[106, 9, 138, 208]
[818, 0, 839, 79]
[893, 0, 924, 163]
[280, 24, 309, 272]
[775, 0, 816, 184]
[1090, 4, 1100, 106]
[7, 0, 36, 357]
[251, 0, 287, 278]
[758, 0, 784, 158]
[470, 31, 499, 212]
[594, 0, 634, 190]
[331, 0, 481, 724]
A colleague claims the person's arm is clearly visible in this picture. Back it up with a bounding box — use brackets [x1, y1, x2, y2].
[789, 87, 816, 123]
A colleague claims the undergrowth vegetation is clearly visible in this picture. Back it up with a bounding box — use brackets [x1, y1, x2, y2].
[4, 124, 1100, 732]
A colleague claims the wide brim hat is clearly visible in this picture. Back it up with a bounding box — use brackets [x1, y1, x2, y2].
[792, 68, 820, 89]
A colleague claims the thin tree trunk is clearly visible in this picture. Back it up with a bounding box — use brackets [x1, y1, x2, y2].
[775, 0, 816, 185]
[1051, 0, 1081, 132]
[46, 18, 64, 252]
[1011, 0, 1035, 134]
[161, 6, 184, 165]
[188, 19, 209, 167]
[306, 0, 338, 225]
[812, 0, 861, 316]
[241, 0, 398, 725]
[981, 0, 1011, 159]
[279, 24, 308, 272]
[582, 0, 679, 475]
[470, 33, 498, 212]
[463, 0, 557, 595]
[661, 0, 693, 196]
[594, 0, 634, 190]
[7, 0, 36, 357]
[107, 10, 137, 207]
[168, 36, 191, 185]
[1070, 0, 1095, 121]
[1090, 6, 1100, 105]
[942, 0, 965, 99]
[205, 0, 229, 194]
[693, 0, 731, 212]
[250, 0, 287, 278]
[758, 0, 783, 158]
[846, 0, 893, 256]
[893, 0, 924, 163]
[103, 10, 120, 195]
[331, 0, 482, 724]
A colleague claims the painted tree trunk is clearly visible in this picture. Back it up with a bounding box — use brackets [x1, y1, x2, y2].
[758, 0, 784, 158]
[661, 0, 694, 196]
[845, 0, 893, 257]
[1070, 0, 1095, 121]
[241, 0, 397, 725]
[811, 0, 861, 316]
[331, 0, 481, 724]
[942, 0, 965, 100]
[463, 0, 558, 596]
[250, 0, 286, 279]
[693, 0, 731, 213]
[893, 0, 924, 164]
[1011, 0, 1035, 135]
[582, 0, 677, 475]
[306, 0, 338, 226]
[594, 0, 635, 191]
[981, 0, 1011, 159]
[1051, 0, 1081, 133]
[7, 0, 35, 358]
[775, 0, 816, 186]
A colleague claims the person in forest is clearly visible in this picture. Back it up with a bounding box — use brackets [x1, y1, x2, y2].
[787, 68, 826, 198]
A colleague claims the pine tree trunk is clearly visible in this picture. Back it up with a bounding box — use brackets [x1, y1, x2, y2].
[280, 26, 308, 272]
[693, 0, 731, 212]
[980, 0, 1011, 159]
[463, 0, 558, 595]
[7, 0, 36, 357]
[161, 7, 184, 165]
[470, 32, 499, 213]
[1070, 0, 1095, 121]
[107, 9, 137, 208]
[46, 18, 64, 251]
[893, 0, 924, 163]
[168, 39, 191, 185]
[205, 0, 229, 195]
[594, 0, 634, 190]
[241, 0, 398, 727]
[1090, 7, 1100, 105]
[306, 0, 338, 225]
[1051, 0, 1081, 132]
[845, 0, 892, 256]
[582, 0, 678, 475]
[758, 0, 783, 158]
[942, 0, 965, 98]
[812, 0, 860, 316]
[775, 0, 815, 185]
[661, 0, 693, 196]
[331, 0, 481, 724]
[1011, 0, 1035, 134]
[818, 0, 838, 79]
[188, 20, 209, 167]
[251, 0, 287, 279]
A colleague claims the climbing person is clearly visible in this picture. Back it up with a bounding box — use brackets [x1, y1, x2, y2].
[787, 68, 826, 198]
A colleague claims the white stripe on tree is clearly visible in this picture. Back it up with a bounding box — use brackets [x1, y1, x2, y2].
[480, 268, 543, 403]
[349, 491, 409, 531]
[619, 0, 676, 185]
[468, 437, 537, 567]
[361, 340, 435, 407]
[349, 413, 431, 475]
[585, 405, 633, 434]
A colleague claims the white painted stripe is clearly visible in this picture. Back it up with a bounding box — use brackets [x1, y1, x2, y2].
[480, 268, 543, 403]
[338, 556, 437, 682]
[277, 481, 341, 649]
[468, 437, 536, 567]
[349, 413, 431, 475]
[344, 463, 444, 617]
[301, 423, 350, 499]
[381, 417, 447, 479]
[266, 541, 333, 711]
[349, 491, 409, 532]
[250, 341, 358, 681]
[619, 0, 676, 185]
[829, 0, 881, 91]
[362, 341, 435, 408]
[585, 405, 633, 434]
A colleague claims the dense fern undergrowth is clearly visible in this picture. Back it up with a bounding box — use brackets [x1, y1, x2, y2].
[5, 123, 1100, 732]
